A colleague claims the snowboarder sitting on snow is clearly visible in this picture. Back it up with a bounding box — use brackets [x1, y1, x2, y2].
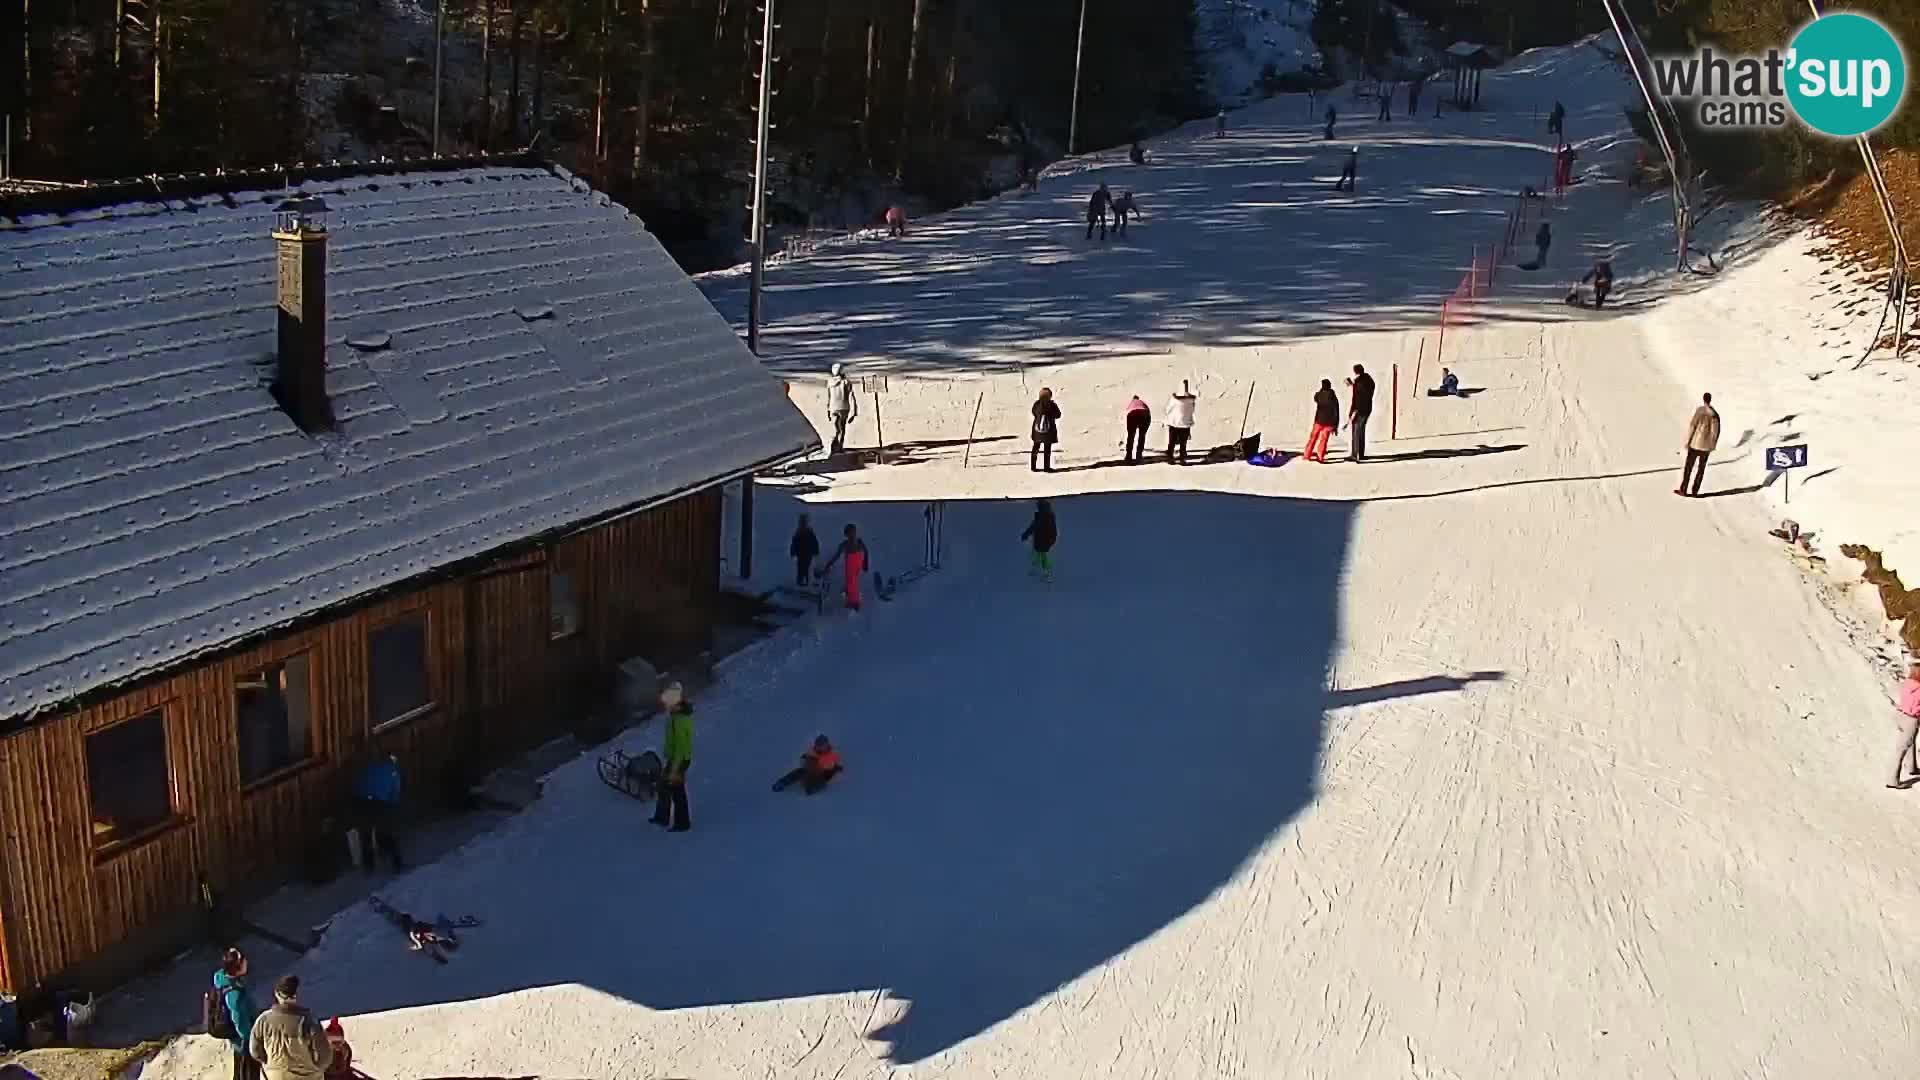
[1020, 499, 1058, 582]
[1086, 184, 1113, 241]
[1427, 368, 1460, 397]
[773, 735, 843, 795]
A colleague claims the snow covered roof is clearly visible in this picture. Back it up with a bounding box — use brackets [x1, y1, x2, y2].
[0, 162, 818, 725]
[1444, 42, 1499, 67]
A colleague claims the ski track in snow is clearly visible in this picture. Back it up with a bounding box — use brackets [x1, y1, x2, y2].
[142, 36, 1920, 1080]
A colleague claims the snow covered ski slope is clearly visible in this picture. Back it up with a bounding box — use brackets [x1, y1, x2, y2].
[146, 37, 1920, 1080]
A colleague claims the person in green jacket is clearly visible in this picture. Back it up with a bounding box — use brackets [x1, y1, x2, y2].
[214, 948, 263, 1080]
[649, 682, 694, 832]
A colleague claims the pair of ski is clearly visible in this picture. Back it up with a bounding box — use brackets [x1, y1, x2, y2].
[368, 895, 482, 964]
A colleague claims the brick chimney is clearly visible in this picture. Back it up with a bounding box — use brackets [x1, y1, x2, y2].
[271, 196, 335, 433]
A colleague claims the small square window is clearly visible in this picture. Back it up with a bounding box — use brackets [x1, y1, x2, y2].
[550, 572, 582, 640]
[85, 710, 175, 848]
[237, 654, 314, 786]
[368, 614, 432, 730]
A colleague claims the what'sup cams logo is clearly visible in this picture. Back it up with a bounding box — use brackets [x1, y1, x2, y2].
[1649, 12, 1907, 137]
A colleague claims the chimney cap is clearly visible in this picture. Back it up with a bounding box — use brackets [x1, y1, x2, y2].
[272, 195, 331, 234]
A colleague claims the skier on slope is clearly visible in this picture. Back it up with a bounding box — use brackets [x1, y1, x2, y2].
[1333, 146, 1358, 193]
[1532, 221, 1553, 268]
[1304, 379, 1340, 463]
[1020, 499, 1059, 582]
[1112, 190, 1136, 236]
[1086, 184, 1113, 241]
[820, 524, 871, 610]
[1324, 105, 1337, 140]
[1548, 100, 1567, 142]
[826, 363, 858, 454]
[1675, 392, 1719, 497]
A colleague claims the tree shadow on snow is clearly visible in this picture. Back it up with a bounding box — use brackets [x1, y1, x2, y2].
[296, 490, 1487, 1066]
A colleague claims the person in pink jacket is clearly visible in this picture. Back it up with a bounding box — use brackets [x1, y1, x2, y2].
[1889, 661, 1920, 788]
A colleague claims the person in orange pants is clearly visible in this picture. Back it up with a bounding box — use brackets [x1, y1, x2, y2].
[1304, 379, 1340, 462]
[821, 524, 869, 611]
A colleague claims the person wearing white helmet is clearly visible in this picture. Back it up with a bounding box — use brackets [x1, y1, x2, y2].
[826, 363, 857, 454]
[1334, 146, 1358, 192]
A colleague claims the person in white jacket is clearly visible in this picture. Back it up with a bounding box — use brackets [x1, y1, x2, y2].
[826, 363, 858, 454]
[1166, 380, 1198, 464]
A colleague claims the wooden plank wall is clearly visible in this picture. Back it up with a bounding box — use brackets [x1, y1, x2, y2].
[0, 490, 722, 994]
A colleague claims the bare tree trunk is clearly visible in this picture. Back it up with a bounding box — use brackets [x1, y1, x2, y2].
[861, 19, 875, 167]
[631, 0, 652, 176]
[895, 0, 924, 179]
[150, 0, 161, 124]
[113, 0, 123, 65]
[592, 0, 608, 167]
[508, 0, 523, 145]
[936, 1, 960, 138]
[481, 0, 493, 149]
[530, 10, 546, 142]
[711, 0, 726, 48]
[19, 0, 31, 143]
[809, 0, 832, 116]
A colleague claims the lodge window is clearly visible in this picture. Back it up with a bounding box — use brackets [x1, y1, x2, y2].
[236, 654, 314, 786]
[368, 614, 433, 731]
[84, 709, 176, 850]
[550, 572, 582, 640]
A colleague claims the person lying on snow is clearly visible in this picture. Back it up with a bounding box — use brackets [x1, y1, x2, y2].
[773, 735, 843, 794]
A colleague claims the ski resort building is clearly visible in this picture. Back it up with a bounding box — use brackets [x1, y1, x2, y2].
[0, 156, 817, 995]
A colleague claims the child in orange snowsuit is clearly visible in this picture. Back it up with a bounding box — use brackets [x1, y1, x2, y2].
[773, 735, 843, 794]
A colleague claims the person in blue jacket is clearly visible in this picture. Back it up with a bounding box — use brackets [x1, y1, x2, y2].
[214, 948, 262, 1080]
[354, 752, 406, 872]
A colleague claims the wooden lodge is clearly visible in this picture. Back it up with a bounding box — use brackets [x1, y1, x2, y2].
[0, 157, 818, 997]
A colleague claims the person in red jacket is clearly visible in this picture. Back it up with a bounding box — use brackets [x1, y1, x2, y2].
[773, 735, 843, 794]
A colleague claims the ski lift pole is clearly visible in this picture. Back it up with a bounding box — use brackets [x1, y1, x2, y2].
[1391, 363, 1398, 440]
[872, 390, 884, 464]
[1237, 381, 1256, 442]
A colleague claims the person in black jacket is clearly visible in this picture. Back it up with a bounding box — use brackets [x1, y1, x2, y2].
[1020, 499, 1058, 582]
[1345, 363, 1376, 462]
[1086, 184, 1112, 241]
[790, 514, 821, 586]
[1030, 388, 1061, 472]
[1304, 379, 1340, 463]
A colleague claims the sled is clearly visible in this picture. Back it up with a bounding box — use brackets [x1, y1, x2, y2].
[597, 749, 664, 802]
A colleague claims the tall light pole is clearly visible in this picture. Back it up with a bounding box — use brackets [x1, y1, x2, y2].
[747, 0, 776, 353]
[1067, 0, 1088, 155]
[431, 0, 446, 155]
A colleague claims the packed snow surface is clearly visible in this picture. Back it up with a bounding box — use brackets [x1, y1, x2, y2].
[144, 36, 1920, 1080]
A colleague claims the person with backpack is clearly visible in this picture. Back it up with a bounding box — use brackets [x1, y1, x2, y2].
[1020, 499, 1059, 583]
[650, 683, 695, 832]
[1030, 388, 1061, 472]
[1304, 379, 1340, 463]
[790, 513, 821, 587]
[248, 976, 332, 1080]
[210, 948, 263, 1080]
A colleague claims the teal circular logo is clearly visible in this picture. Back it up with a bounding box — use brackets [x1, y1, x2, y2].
[1786, 13, 1907, 138]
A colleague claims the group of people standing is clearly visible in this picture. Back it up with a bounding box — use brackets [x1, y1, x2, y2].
[1085, 183, 1137, 241]
[211, 951, 347, 1080]
[1304, 365, 1377, 463]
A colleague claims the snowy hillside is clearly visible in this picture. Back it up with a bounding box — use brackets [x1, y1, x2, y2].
[1194, 0, 1323, 106]
[133, 33, 1920, 1080]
